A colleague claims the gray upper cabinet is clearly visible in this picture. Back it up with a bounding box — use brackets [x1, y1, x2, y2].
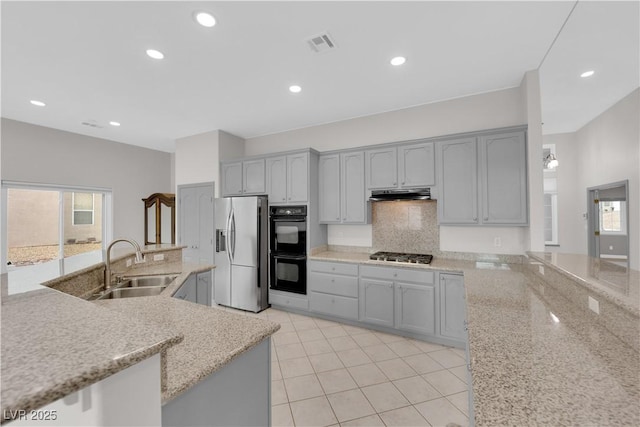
[243, 159, 265, 194]
[318, 154, 341, 223]
[221, 159, 265, 196]
[437, 137, 479, 224]
[479, 131, 528, 225]
[366, 147, 397, 189]
[319, 151, 366, 224]
[366, 142, 435, 190]
[398, 142, 435, 187]
[266, 153, 309, 204]
[287, 152, 309, 203]
[221, 162, 243, 196]
[437, 129, 527, 226]
[266, 156, 287, 203]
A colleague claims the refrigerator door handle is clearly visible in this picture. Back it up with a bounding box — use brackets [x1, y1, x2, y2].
[226, 208, 233, 263]
[230, 209, 237, 262]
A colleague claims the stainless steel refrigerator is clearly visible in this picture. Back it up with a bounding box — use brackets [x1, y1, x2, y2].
[214, 195, 269, 312]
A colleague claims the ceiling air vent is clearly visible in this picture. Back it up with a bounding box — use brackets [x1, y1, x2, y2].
[81, 121, 104, 129]
[306, 32, 337, 53]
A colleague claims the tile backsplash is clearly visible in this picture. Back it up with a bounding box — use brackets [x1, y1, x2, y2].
[372, 200, 439, 254]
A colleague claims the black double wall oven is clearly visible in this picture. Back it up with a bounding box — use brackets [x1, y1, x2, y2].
[269, 206, 307, 295]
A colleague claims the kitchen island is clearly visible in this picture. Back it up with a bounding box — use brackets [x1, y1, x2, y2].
[1, 247, 279, 426]
[307, 250, 640, 426]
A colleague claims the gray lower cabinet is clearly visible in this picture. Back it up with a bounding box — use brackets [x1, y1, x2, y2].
[395, 281, 435, 335]
[308, 261, 359, 320]
[174, 271, 211, 306]
[439, 273, 466, 340]
[359, 278, 394, 327]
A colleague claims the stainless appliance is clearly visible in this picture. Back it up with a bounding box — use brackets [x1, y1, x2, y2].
[270, 205, 307, 294]
[369, 188, 431, 201]
[214, 195, 269, 312]
[369, 251, 433, 264]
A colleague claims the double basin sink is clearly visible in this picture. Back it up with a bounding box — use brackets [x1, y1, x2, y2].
[90, 274, 179, 300]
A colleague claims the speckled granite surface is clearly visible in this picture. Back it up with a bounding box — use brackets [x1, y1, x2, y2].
[1, 252, 279, 419]
[0, 282, 182, 419]
[94, 297, 280, 403]
[309, 251, 640, 426]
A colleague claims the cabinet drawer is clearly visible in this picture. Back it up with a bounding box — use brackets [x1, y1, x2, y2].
[309, 292, 358, 320]
[310, 272, 358, 297]
[360, 265, 434, 284]
[269, 292, 309, 310]
[309, 261, 358, 276]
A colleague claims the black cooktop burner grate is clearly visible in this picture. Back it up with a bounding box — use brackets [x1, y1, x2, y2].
[369, 251, 433, 264]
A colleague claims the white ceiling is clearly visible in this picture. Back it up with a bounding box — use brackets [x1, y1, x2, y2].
[2, 1, 638, 153]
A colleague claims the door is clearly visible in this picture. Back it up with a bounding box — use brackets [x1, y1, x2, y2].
[399, 142, 435, 187]
[179, 183, 214, 264]
[342, 151, 366, 223]
[267, 156, 287, 203]
[587, 181, 629, 266]
[287, 153, 308, 202]
[359, 278, 394, 327]
[395, 282, 435, 335]
[319, 154, 341, 223]
[366, 147, 397, 189]
[437, 137, 478, 224]
[229, 197, 259, 267]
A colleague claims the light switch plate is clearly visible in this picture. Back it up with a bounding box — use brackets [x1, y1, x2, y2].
[126, 258, 132, 267]
[588, 296, 600, 314]
[538, 265, 544, 275]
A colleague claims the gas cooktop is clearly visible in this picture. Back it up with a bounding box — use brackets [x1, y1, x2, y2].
[369, 251, 433, 264]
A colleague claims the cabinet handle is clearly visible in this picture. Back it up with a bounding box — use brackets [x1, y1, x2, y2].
[336, 217, 340, 220]
[282, 198, 285, 201]
[401, 181, 405, 185]
[332, 267, 335, 271]
[331, 279, 335, 283]
[343, 218, 346, 221]
[389, 284, 394, 289]
[393, 273, 397, 277]
[473, 217, 478, 221]
[484, 217, 488, 221]
[393, 182, 397, 186]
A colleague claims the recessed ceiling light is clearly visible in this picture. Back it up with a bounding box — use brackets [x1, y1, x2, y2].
[195, 12, 216, 27]
[146, 49, 164, 60]
[109, 121, 121, 127]
[580, 70, 595, 78]
[30, 100, 46, 107]
[390, 56, 406, 66]
[289, 85, 302, 93]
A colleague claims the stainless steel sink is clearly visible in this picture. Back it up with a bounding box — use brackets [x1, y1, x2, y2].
[117, 274, 178, 288]
[97, 286, 167, 299]
[89, 274, 179, 300]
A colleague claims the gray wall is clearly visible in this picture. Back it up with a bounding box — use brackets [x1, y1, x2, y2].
[1, 118, 173, 245]
[544, 88, 639, 269]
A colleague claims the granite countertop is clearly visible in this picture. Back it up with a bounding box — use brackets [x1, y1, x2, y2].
[95, 297, 280, 403]
[528, 251, 639, 316]
[309, 250, 640, 425]
[0, 282, 182, 419]
[1, 258, 279, 419]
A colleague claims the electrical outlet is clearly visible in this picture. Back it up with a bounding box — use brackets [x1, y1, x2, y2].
[538, 265, 544, 275]
[153, 254, 164, 261]
[609, 245, 614, 251]
[588, 296, 600, 314]
[126, 258, 132, 267]
[494, 237, 502, 247]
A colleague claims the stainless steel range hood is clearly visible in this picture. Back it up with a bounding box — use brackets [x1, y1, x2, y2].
[369, 188, 432, 201]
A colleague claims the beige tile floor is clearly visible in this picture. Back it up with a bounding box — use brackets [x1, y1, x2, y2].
[228, 306, 470, 427]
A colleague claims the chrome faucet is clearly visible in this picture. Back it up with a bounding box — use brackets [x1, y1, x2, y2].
[104, 238, 145, 289]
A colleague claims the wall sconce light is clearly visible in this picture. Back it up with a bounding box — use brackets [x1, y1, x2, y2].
[544, 153, 559, 169]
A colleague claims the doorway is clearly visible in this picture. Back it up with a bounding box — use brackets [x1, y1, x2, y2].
[587, 180, 630, 267]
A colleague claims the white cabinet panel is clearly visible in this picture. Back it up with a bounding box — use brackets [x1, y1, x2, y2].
[366, 147, 397, 189]
[395, 282, 435, 335]
[342, 151, 366, 223]
[287, 153, 308, 203]
[266, 156, 287, 203]
[437, 137, 479, 224]
[242, 159, 265, 194]
[318, 154, 341, 223]
[221, 162, 243, 196]
[359, 278, 394, 327]
[399, 142, 435, 187]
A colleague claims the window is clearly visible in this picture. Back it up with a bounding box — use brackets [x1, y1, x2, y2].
[2, 182, 112, 284]
[72, 192, 94, 225]
[600, 200, 626, 234]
